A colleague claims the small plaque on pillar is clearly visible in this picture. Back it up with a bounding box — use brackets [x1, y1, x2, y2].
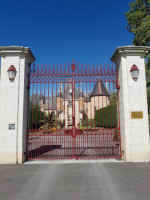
[8, 124, 15, 130]
[131, 111, 143, 119]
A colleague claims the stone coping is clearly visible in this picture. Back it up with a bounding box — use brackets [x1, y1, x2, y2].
[0, 46, 36, 63]
[111, 45, 150, 62]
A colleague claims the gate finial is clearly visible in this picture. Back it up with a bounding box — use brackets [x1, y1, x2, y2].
[71, 59, 76, 71]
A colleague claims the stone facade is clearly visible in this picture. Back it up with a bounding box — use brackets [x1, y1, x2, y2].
[39, 82, 110, 127]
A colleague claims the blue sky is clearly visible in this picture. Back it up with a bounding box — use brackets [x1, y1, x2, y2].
[0, 0, 133, 65]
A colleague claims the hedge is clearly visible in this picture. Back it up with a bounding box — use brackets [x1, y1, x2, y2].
[94, 104, 118, 128]
[29, 105, 45, 129]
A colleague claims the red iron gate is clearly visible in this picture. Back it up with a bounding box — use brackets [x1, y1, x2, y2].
[27, 60, 121, 160]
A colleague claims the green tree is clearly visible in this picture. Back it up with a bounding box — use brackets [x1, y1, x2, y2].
[95, 105, 118, 128]
[29, 101, 45, 129]
[109, 92, 118, 105]
[147, 87, 150, 113]
[125, 0, 150, 46]
[125, 0, 150, 83]
[125, 0, 150, 113]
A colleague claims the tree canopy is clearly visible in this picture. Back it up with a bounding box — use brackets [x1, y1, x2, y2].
[125, 0, 150, 113]
[125, 0, 150, 46]
[125, 0, 150, 87]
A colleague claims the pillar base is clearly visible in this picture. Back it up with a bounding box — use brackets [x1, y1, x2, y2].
[0, 155, 17, 164]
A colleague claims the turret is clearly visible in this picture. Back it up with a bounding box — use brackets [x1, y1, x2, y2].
[79, 91, 85, 113]
[57, 91, 63, 113]
[39, 94, 45, 112]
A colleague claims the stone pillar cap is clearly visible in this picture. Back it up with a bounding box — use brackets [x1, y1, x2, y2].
[0, 46, 36, 63]
[111, 45, 150, 62]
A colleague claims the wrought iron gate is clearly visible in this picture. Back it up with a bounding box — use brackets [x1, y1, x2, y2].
[27, 60, 121, 160]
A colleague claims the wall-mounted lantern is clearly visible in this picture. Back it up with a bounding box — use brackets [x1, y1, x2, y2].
[7, 65, 17, 81]
[130, 64, 139, 81]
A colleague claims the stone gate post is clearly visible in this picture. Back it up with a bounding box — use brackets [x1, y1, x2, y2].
[0, 46, 35, 164]
[111, 46, 150, 162]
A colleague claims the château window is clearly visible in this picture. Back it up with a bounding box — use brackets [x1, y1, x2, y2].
[68, 101, 72, 107]
[69, 92, 72, 99]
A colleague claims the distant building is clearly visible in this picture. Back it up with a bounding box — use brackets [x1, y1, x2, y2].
[39, 81, 110, 127]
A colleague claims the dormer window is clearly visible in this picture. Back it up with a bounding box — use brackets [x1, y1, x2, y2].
[69, 101, 72, 107]
[69, 92, 72, 99]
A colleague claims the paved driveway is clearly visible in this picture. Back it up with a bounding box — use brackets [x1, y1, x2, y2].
[28, 130, 120, 159]
[0, 162, 150, 200]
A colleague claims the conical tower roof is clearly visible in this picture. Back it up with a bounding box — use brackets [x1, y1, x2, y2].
[79, 91, 85, 98]
[90, 81, 109, 98]
[63, 83, 79, 99]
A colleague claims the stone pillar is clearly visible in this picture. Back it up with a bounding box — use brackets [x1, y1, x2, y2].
[111, 46, 150, 162]
[0, 46, 35, 164]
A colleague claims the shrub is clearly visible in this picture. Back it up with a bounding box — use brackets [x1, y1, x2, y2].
[42, 130, 51, 134]
[88, 119, 95, 128]
[29, 104, 45, 129]
[94, 104, 118, 128]
[79, 118, 95, 129]
[39, 124, 50, 130]
[113, 129, 119, 141]
[56, 120, 64, 128]
[79, 113, 95, 129]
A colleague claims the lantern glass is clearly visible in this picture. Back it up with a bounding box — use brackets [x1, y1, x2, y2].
[131, 69, 139, 80]
[8, 70, 16, 80]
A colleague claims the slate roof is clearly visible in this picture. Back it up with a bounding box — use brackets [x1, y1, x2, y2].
[32, 81, 109, 111]
[84, 95, 90, 102]
[57, 91, 64, 98]
[29, 94, 41, 105]
[79, 91, 85, 98]
[63, 83, 79, 99]
[44, 96, 56, 110]
[90, 81, 109, 98]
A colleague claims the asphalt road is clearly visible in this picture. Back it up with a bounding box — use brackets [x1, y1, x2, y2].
[0, 162, 150, 200]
